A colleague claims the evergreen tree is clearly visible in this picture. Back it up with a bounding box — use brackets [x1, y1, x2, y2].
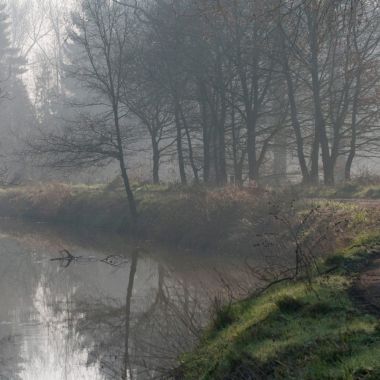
[0, 2, 35, 184]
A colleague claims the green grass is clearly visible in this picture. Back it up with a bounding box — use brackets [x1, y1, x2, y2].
[178, 234, 380, 380]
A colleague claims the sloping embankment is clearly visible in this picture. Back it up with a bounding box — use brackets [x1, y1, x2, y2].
[176, 234, 380, 379]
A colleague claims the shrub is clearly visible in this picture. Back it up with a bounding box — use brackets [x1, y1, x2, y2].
[276, 295, 305, 313]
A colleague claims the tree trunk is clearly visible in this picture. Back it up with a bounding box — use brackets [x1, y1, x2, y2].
[215, 51, 228, 185]
[247, 120, 259, 181]
[174, 100, 187, 185]
[122, 251, 138, 380]
[113, 105, 138, 224]
[310, 129, 320, 184]
[152, 137, 160, 184]
[217, 120, 227, 185]
[212, 125, 220, 183]
[199, 86, 211, 183]
[208, 98, 223, 185]
[119, 160, 138, 224]
[306, 5, 334, 185]
[180, 106, 199, 183]
[345, 73, 361, 181]
[231, 101, 243, 185]
[202, 119, 211, 183]
[283, 61, 310, 183]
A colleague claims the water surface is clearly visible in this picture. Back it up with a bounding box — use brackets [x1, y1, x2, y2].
[0, 219, 252, 379]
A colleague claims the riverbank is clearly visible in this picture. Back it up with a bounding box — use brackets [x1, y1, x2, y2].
[0, 182, 267, 251]
[0, 182, 373, 255]
[177, 233, 380, 379]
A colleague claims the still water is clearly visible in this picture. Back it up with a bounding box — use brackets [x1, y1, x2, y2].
[0, 218, 252, 380]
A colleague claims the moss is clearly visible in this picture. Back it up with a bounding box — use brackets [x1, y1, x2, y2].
[179, 234, 380, 380]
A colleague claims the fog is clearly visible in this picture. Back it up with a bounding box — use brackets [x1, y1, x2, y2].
[0, 1, 379, 379]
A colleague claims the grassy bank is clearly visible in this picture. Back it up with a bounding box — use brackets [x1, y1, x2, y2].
[176, 234, 380, 380]
[0, 182, 375, 254]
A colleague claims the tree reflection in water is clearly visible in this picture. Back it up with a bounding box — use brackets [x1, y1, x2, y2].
[0, 334, 24, 380]
[68, 253, 209, 379]
[0, 219, 243, 379]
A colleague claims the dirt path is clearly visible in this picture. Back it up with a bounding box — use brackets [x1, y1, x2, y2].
[338, 198, 380, 209]
[311, 198, 380, 208]
[355, 251, 380, 314]
[331, 199, 380, 314]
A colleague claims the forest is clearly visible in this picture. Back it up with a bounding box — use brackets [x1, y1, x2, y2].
[0, 0, 378, 216]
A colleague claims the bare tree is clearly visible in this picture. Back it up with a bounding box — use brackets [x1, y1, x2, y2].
[29, 0, 139, 222]
[27, 0, 380, 187]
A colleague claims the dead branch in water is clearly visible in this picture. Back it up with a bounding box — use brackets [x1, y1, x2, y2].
[50, 249, 128, 268]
